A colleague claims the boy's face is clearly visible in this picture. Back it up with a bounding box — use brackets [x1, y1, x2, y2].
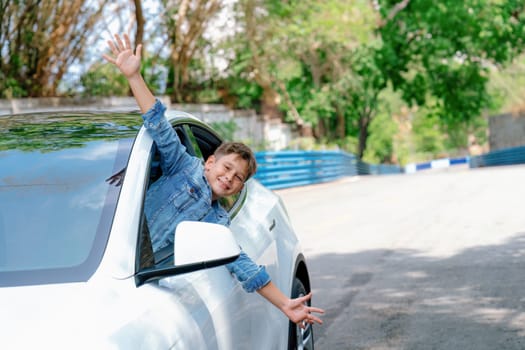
[204, 153, 249, 200]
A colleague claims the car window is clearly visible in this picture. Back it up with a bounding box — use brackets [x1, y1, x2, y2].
[219, 186, 247, 218]
[0, 115, 137, 287]
[135, 121, 247, 277]
[136, 123, 206, 274]
[189, 124, 222, 162]
[183, 125, 203, 159]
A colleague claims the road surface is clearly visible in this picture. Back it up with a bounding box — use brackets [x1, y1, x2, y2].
[277, 164, 525, 349]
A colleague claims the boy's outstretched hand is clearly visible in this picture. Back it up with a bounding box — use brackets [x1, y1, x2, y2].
[283, 292, 324, 329]
[257, 281, 324, 330]
[102, 33, 142, 79]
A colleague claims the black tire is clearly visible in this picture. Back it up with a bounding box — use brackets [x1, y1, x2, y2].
[287, 277, 315, 350]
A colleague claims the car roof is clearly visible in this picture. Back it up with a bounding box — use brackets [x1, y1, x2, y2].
[0, 109, 210, 150]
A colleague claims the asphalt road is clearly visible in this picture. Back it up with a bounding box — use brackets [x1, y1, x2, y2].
[276, 164, 525, 350]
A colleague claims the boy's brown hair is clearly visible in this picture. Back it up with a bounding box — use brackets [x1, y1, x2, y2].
[214, 142, 257, 180]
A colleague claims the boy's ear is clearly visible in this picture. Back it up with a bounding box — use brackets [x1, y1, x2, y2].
[205, 155, 216, 170]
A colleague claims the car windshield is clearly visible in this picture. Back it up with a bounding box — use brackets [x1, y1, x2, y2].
[0, 113, 140, 286]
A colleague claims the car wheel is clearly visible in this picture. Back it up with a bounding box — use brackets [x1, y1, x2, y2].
[288, 277, 315, 350]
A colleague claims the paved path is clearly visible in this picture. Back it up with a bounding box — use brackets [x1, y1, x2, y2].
[276, 165, 525, 349]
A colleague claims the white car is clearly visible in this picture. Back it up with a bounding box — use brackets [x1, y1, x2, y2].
[0, 110, 315, 349]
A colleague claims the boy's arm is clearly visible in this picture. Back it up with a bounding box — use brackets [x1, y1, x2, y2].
[103, 33, 189, 175]
[103, 33, 155, 113]
[257, 281, 324, 328]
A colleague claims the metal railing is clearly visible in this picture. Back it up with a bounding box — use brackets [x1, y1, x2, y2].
[253, 145, 525, 190]
[254, 150, 403, 190]
[356, 160, 406, 175]
[469, 145, 525, 168]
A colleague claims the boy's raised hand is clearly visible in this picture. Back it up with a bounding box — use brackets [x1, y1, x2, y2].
[103, 33, 142, 78]
[102, 33, 154, 113]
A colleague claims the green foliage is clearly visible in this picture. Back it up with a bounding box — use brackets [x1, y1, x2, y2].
[267, 0, 377, 48]
[287, 137, 317, 150]
[281, 65, 316, 123]
[212, 43, 264, 109]
[226, 0, 380, 151]
[81, 56, 166, 97]
[209, 120, 238, 141]
[222, 78, 263, 110]
[0, 0, 107, 97]
[377, 0, 525, 127]
[142, 57, 168, 96]
[337, 136, 360, 154]
[362, 111, 398, 163]
[80, 63, 129, 97]
[2, 78, 27, 99]
[287, 136, 354, 152]
[412, 113, 446, 156]
[0, 114, 141, 152]
[487, 53, 525, 113]
[173, 39, 224, 103]
[3, 0, 525, 165]
[300, 86, 336, 126]
[410, 104, 488, 159]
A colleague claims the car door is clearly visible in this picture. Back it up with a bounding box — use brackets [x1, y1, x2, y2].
[134, 120, 253, 349]
[228, 179, 290, 349]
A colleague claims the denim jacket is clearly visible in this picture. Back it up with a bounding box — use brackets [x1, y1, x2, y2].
[142, 100, 270, 293]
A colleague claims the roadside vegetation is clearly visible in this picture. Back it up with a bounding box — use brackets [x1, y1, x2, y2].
[1, 0, 524, 164]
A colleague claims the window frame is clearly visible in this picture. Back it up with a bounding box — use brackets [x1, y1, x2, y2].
[134, 119, 249, 285]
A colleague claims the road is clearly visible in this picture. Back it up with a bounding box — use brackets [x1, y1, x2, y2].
[276, 164, 525, 350]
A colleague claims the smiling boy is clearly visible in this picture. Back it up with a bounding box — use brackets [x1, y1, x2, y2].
[103, 33, 324, 328]
[206, 143, 254, 199]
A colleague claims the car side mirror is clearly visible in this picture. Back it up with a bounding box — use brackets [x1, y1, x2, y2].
[135, 221, 241, 286]
[174, 221, 241, 266]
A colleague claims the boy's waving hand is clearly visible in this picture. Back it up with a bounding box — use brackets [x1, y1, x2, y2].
[103, 33, 142, 79]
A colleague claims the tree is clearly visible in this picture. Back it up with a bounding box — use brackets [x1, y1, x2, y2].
[133, 0, 145, 52]
[273, 1, 382, 155]
[237, 0, 283, 121]
[376, 0, 525, 147]
[161, 0, 222, 102]
[80, 62, 129, 97]
[343, 44, 388, 157]
[0, 0, 109, 98]
[226, 0, 379, 144]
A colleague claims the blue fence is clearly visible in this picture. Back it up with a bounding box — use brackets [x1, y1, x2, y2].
[356, 160, 406, 175]
[254, 150, 403, 190]
[469, 145, 525, 168]
[254, 145, 525, 190]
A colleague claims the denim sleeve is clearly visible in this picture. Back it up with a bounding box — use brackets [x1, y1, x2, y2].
[142, 99, 189, 176]
[225, 250, 271, 293]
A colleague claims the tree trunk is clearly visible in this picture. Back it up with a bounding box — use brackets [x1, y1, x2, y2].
[166, 0, 221, 102]
[134, 0, 144, 53]
[243, 0, 282, 121]
[336, 106, 346, 139]
[315, 118, 327, 139]
[134, 0, 144, 45]
[260, 88, 281, 120]
[276, 80, 311, 136]
[358, 114, 370, 159]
